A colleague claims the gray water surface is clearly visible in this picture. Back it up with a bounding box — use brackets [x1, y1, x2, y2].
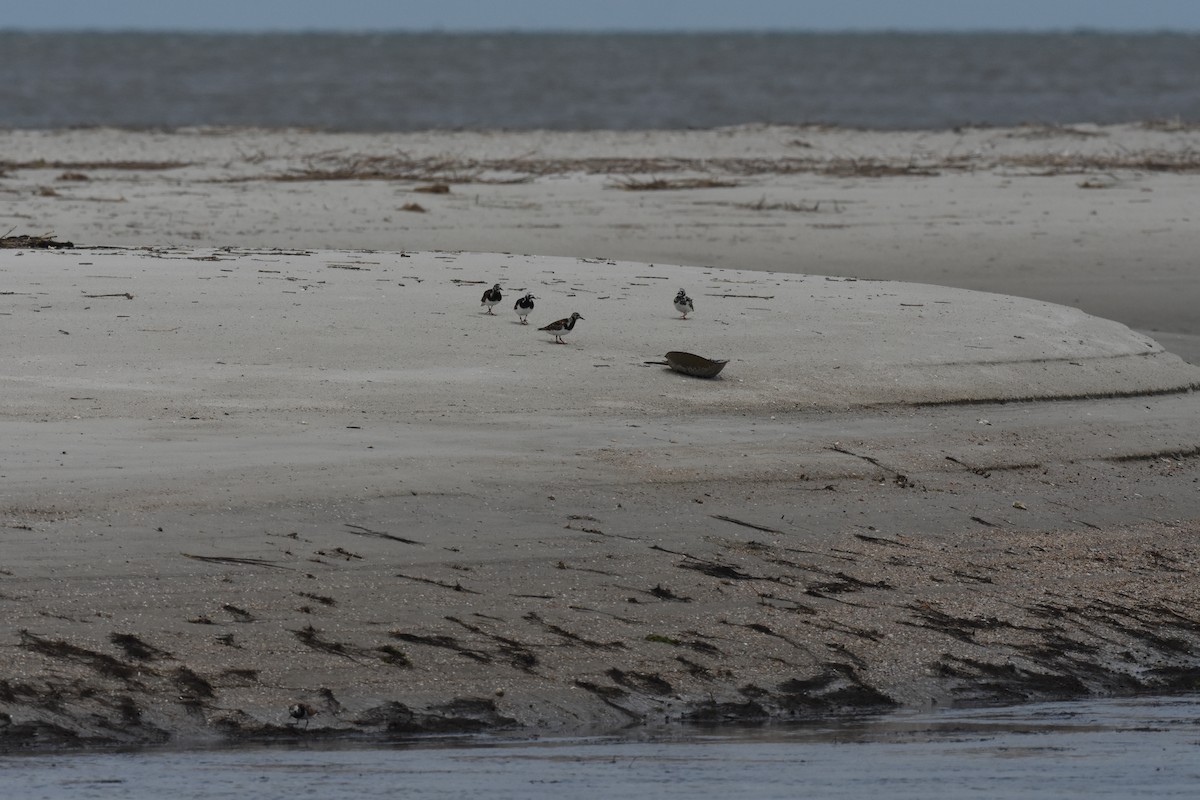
[3, 695, 1198, 799]
[2, 32, 1198, 130]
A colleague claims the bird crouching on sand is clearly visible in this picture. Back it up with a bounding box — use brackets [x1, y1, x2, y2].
[539, 312, 584, 344]
[514, 293, 536, 324]
[674, 288, 694, 319]
[481, 283, 503, 314]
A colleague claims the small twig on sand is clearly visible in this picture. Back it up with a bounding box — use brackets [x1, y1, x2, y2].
[710, 514, 783, 534]
[181, 553, 293, 570]
[344, 523, 424, 545]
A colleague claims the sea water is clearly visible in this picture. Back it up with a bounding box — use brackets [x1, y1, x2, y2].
[1, 31, 1197, 130]
[2, 694, 1198, 799]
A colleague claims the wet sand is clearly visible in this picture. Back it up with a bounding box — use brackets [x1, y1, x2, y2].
[2, 125, 1200, 748]
[6, 696, 1199, 799]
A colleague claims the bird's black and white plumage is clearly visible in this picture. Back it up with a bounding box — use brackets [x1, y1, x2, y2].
[674, 288, 694, 319]
[289, 702, 318, 729]
[539, 312, 584, 344]
[514, 293, 536, 324]
[481, 284, 502, 314]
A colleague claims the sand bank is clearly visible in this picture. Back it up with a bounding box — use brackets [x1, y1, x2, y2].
[2, 125, 1200, 747]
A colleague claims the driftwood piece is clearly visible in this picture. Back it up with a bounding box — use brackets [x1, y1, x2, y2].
[0, 234, 74, 249]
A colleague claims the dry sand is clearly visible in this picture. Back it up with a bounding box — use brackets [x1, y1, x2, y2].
[4, 121, 1198, 362]
[2, 124, 1200, 748]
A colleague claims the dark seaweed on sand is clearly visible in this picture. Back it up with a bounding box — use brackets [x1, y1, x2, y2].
[0, 233, 73, 249]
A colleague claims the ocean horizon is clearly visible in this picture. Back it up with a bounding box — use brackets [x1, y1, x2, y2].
[2, 31, 1198, 131]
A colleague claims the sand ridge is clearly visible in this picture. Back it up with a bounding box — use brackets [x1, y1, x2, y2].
[4, 122, 1199, 362]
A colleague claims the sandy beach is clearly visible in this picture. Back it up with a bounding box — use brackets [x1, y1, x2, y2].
[4, 122, 1199, 363]
[2, 124, 1200, 748]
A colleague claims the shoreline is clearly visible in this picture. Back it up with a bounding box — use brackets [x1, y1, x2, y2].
[2, 125, 1200, 750]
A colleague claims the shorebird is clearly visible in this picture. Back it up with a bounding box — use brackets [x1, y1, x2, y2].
[539, 312, 584, 344]
[480, 283, 503, 314]
[288, 702, 318, 730]
[674, 288, 694, 319]
[514, 293, 536, 324]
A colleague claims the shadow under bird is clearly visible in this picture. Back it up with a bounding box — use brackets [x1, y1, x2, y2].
[481, 283, 503, 314]
[514, 293, 536, 324]
[539, 312, 584, 344]
[674, 288, 694, 319]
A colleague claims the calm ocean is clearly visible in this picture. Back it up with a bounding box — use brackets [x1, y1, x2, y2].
[1, 31, 1198, 130]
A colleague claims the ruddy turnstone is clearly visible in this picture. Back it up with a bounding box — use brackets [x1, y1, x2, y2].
[480, 283, 503, 314]
[674, 288, 694, 319]
[289, 702, 318, 729]
[514, 293, 536, 324]
[539, 312, 584, 344]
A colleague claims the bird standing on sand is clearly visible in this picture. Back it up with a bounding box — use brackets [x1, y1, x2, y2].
[289, 702, 318, 729]
[481, 284, 503, 314]
[539, 312, 584, 344]
[674, 288, 694, 319]
[514, 293, 536, 324]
